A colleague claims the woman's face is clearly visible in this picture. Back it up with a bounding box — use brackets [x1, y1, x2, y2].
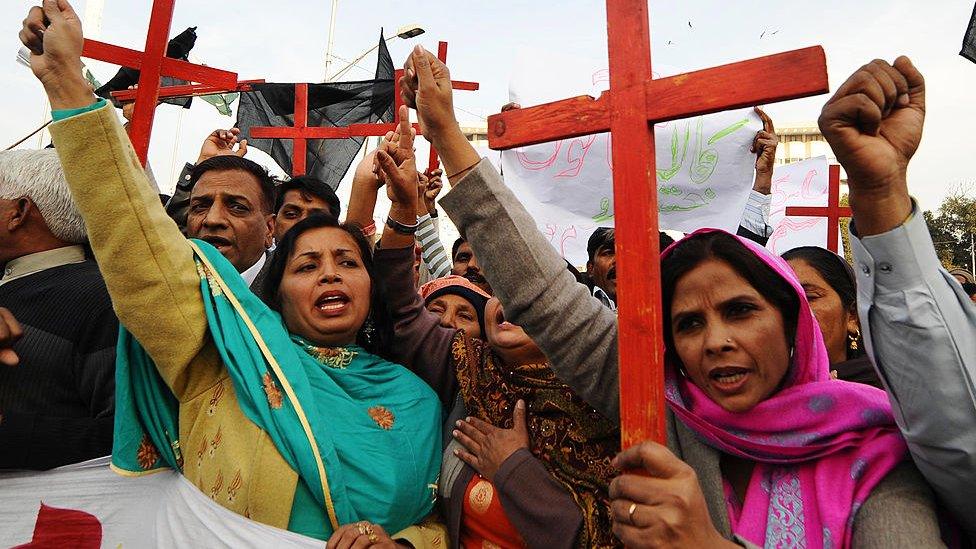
[277, 227, 372, 347]
[670, 258, 791, 413]
[484, 297, 542, 360]
[426, 294, 483, 339]
[787, 258, 858, 365]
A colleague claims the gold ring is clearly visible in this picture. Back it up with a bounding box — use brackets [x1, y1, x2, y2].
[357, 521, 369, 536]
[628, 502, 638, 524]
[364, 523, 378, 544]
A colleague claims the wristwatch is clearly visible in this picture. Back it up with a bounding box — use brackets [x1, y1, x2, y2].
[386, 215, 420, 235]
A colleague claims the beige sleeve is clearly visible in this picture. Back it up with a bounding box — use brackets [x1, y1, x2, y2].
[48, 103, 220, 399]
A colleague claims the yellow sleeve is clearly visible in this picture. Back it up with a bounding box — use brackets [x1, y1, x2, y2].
[48, 103, 220, 399]
[393, 515, 451, 548]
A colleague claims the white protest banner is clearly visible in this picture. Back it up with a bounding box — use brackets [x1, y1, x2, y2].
[497, 51, 760, 266]
[767, 155, 845, 256]
[0, 457, 320, 548]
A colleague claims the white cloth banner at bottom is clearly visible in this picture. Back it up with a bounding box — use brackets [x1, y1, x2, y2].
[0, 456, 320, 548]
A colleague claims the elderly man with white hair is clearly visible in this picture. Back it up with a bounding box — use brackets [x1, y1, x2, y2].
[0, 148, 117, 470]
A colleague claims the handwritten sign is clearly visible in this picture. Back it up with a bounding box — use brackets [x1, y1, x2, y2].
[497, 53, 760, 265]
[499, 108, 759, 265]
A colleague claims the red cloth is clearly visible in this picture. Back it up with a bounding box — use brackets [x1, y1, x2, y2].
[460, 475, 526, 549]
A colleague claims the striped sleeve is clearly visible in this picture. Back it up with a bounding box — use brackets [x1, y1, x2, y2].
[739, 190, 773, 238]
[416, 213, 452, 278]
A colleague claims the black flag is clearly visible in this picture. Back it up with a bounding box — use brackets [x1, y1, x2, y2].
[236, 30, 396, 189]
[962, 3, 976, 63]
[95, 27, 198, 109]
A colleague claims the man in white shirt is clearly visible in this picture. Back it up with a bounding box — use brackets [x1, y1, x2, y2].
[184, 155, 276, 295]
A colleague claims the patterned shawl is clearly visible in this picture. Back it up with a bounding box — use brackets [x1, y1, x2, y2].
[661, 229, 908, 548]
[453, 336, 621, 548]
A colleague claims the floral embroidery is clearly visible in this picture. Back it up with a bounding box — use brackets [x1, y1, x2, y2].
[197, 436, 208, 468]
[262, 372, 283, 409]
[368, 406, 395, 430]
[209, 427, 222, 458]
[136, 434, 160, 470]
[304, 344, 357, 369]
[210, 471, 224, 500]
[195, 261, 223, 296]
[468, 479, 494, 515]
[763, 469, 806, 548]
[227, 470, 243, 503]
[207, 383, 225, 416]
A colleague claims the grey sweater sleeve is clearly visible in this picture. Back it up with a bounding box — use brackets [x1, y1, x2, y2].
[440, 159, 621, 419]
[851, 461, 945, 548]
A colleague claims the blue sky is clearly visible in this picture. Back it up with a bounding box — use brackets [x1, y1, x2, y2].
[2, 0, 975, 212]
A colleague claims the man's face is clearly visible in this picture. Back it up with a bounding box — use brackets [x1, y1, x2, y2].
[452, 241, 491, 294]
[588, 244, 616, 301]
[187, 169, 274, 273]
[274, 189, 334, 242]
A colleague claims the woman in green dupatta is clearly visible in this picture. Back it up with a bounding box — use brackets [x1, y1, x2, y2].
[114, 216, 444, 544]
[18, 5, 443, 543]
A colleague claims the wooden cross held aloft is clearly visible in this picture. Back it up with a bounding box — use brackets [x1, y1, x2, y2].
[785, 165, 851, 253]
[81, 0, 239, 166]
[487, 0, 829, 447]
[249, 41, 478, 177]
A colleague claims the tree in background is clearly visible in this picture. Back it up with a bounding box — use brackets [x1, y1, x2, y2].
[924, 184, 976, 271]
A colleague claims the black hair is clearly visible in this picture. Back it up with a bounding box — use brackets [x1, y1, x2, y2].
[587, 227, 614, 263]
[452, 237, 466, 260]
[274, 176, 342, 219]
[781, 246, 864, 359]
[661, 232, 800, 369]
[963, 282, 976, 298]
[781, 247, 856, 310]
[189, 156, 277, 214]
[659, 231, 676, 251]
[262, 213, 393, 357]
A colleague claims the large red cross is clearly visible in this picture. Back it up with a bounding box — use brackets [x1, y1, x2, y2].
[248, 41, 478, 177]
[786, 164, 851, 253]
[80, 0, 239, 165]
[487, 0, 829, 447]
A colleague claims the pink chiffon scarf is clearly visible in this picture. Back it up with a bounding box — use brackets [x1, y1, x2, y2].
[661, 229, 908, 549]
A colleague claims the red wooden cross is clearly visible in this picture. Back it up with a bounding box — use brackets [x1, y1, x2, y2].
[249, 41, 478, 177]
[487, 0, 829, 447]
[785, 164, 851, 253]
[80, 0, 239, 165]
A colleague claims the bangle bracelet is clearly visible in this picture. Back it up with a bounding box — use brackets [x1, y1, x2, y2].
[386, 215, 420, 235]
[447, 160, 481, 180]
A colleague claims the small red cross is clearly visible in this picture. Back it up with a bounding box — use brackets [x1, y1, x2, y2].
[487, 0, 829, 446]
[80, 0, 239, 166]
[248, 41, 478, 177]
[785, 164, 852, 253]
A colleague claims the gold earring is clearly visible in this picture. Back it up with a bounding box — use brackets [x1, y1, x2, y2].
[848, 328, 861, 352]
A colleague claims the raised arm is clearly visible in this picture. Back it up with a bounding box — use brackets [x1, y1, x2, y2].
[372, 107, 460, 403]
[20, 0, 218, 399]
[820, 56, 976, 531]
[400, 46, 621, 419]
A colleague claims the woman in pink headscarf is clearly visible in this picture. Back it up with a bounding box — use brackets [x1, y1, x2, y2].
[610, 230, 945, 548]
